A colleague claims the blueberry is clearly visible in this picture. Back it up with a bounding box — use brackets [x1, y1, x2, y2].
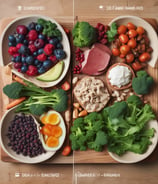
[56, 43, 63, 49]
[35, 24, 43, 32]
[18, 45, 30, 55]
[8, 42, 16, 47]
[15, 56, 21, 62]
[34, 59, 40, 66]
[49, 37, 59, 46]
[11, 57, 16, 62]
[33, 51, 38, 57]
[28, 22, 36, 30]
[23, 39, 29, 46]
[26, 56, 34, 65]
[38, 34, 46, 40]
[16, 34, 24, 43]
[8, 35, 16, 43]
[21, 57, 26, 63]
[37, 48, 44, 55]
[43, 60, 52, 69]
[38, 66, 46, 74]
[37, 63, 42, 69]
[54, 49, 66, 60]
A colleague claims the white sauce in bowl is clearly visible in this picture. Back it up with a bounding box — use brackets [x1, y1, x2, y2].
[108, 65, 132, 88]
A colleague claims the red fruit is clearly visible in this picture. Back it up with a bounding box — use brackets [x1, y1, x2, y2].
[37, 53, 47, 61]
[16, 43, 24, 50]
[28, 30, 38, 41]
[13, 53, 20, 57]
[16, 25, 28, 35]
[8, 47, 18, 55]
[61, 81, 70, 91]
[62, 146, 71, 156]
[26, 65, 38, 76]
[14, 62, 22, 69]
[28, 44, 37, 53]
[44, 44, 55, 55]
[49, 55, 57, 62]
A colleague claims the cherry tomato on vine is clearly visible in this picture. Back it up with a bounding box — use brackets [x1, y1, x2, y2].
[127, 22, 136, 30]
[120, 45, 130, 55]
[119, 34, 129, 43]
[62, 146, 71, 156]
[132, 61, 142, 71]
[126, 53, 135, 63]
[127, 38, 137, 48]
[136, 26, 145, 35]
[128, 29, 137, 38]
[139, 52, 151, 62]
[112, 48, 120, 56]
[117, 25, 127, 34]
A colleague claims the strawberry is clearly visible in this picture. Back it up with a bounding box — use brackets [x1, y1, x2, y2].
[8, 47, 18, 55]
[44, 44, 55, 55]
[61, 81, 70, 91]
[28, 44, 37, 53]
[49, 55, 57, 62]
[37, 53, 47, 61]
[28, 30, 38, 41]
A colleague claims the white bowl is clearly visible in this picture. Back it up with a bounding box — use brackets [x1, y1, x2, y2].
[0, 106, 55, 163]
[109, 15, 158, 68]
[39, 110, 66, 152]
[0, 15, 71, 88]
[108, 120, 158, 163]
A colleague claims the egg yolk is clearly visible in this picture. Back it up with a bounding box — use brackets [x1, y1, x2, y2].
[41, 113, 60, 125]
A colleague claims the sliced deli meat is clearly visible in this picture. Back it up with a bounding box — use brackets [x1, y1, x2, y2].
[81, 44, 111, 75]
[73, 76, 110, 112]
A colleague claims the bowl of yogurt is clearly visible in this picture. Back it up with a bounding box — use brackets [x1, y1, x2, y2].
[106, 63, 135, 90]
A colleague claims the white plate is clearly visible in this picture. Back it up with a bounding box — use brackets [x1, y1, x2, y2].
[108, 120, 158, 163]
[109, 15, 158, 68]
[39, 110, 66, 152]
[0, 15, 71, 88]
[0, 106, 55, 164]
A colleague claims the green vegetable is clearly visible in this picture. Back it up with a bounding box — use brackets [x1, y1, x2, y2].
[3, 81, 68, 115]
[69, 112, 107, 152]
[37, 18, 62, 40]
[104, 99, 155, 156]
[127, 95, 143, 107]
[72, 21, 97, 47]
[132, 70, 154, 95]
[106, 22, 117, 42]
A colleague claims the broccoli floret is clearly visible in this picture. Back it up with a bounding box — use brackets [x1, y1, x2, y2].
[3, 82, 24, 99]
[88, 131, 108, 152]
[132, 70, 154, 95]
[29, 104, 48, 116]
[72, 21, 97, 47]
[127, 95, 143, 107]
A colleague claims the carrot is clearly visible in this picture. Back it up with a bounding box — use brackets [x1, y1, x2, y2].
[6, 97, 26, 110]
[12, 75, 27, 86]
[51, 126, 62, 138]
[46, 136, 59, 147]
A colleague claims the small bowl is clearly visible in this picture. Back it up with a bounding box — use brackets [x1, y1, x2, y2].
[109, 15, 158, 68]
[0, 106, 55, 163]
[106, 63, 135, 90]
[108, 120, 158, 163]
[0, 15, 71, 88]
[39, 110, 66, 152]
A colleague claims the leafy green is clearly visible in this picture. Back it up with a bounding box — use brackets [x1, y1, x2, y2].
[106, 22, 117, 42]
[127, 95, 143, 107]
[132, 70, 154, 95]
[72, 21, 97, 47]
[69, 112, 107, 152]
[3, 81, 68, 115]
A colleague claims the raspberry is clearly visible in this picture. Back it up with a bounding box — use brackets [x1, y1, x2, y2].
[16, 43, 24, 50]
[28, 44, 37, 53]
[28, 30, 38, 41]
[49, 55, 57, 62]
[37, 53, 47, 61]
[26, 65, 38, 76]
[8, 47, 18, 55]
[44, 44, 55, 55]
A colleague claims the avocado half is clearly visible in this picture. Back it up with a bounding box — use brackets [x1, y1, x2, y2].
[36, 61, 64, 82]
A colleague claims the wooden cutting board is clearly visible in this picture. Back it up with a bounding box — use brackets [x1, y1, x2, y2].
[0, 16, 158, 164]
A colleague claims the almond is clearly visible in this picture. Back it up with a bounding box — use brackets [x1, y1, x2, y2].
[73, 108, 78, 119]
[78, 110, 88, 117]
